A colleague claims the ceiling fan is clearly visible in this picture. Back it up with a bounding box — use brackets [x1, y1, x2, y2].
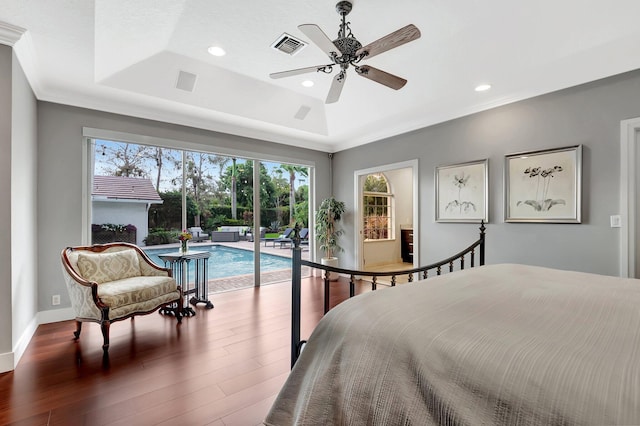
[270, 1, 421, 104]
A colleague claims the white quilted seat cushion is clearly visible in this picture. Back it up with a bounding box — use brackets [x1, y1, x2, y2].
[97, 275, 177, 308]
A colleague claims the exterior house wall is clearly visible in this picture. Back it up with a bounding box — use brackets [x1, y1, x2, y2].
[92, 201, 153, 246]
[332, 69, 640, 276]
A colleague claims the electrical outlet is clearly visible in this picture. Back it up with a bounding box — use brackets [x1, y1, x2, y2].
[52, 294, 61, 305]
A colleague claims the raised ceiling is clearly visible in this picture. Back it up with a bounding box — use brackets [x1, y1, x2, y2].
[2, 0, 640, 152]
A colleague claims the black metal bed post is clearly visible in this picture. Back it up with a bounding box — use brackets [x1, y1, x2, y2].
[291, 227, 302, 369]
[479, 221, 486, 266]
[324, 275, 331, 314]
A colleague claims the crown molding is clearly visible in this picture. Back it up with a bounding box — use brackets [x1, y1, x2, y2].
[0, 21, 26, 47]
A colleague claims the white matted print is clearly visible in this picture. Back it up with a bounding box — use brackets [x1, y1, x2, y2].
[436, 159, 488, 223]
[505, 145, 582, 223]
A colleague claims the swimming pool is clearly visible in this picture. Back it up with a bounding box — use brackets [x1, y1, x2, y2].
[144, 245, 291, 279]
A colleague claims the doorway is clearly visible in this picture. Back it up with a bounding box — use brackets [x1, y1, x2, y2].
[354, 160, 419, 270]
[620, 116, 640, 277]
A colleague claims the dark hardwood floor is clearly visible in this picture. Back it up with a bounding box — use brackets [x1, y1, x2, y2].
[0, 276, 373, 426]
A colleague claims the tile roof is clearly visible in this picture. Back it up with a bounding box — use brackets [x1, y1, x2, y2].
[93, 176, 162, 202]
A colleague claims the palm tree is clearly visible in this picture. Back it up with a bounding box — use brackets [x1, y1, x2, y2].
[278, 164, 309, 225]
[231, 158, 237, 219]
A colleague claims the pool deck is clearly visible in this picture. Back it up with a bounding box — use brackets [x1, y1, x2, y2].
[147, 238, 310, 294]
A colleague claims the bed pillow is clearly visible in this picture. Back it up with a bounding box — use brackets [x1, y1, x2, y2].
[77, 250, 141, 284]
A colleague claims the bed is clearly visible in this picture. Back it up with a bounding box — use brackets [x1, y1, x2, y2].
[265, 227, 640, 425]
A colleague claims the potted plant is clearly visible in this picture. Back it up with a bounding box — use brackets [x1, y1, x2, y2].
[315, 197, 346, 281]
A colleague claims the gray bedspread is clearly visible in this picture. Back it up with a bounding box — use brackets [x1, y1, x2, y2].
[265, 264, 640, 425]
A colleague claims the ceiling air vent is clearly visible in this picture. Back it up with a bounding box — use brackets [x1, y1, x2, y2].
[176, 70, 197, 92]
[271, 33, 307, 56]
[294, 105, 311, 120]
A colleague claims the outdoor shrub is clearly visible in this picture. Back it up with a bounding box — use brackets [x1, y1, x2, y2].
[143, 229, 175, 246]
[222, 219, 245, 226]
[242, 210, 253, 224]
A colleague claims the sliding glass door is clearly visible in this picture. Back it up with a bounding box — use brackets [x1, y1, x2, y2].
[87, 137, 311, 292]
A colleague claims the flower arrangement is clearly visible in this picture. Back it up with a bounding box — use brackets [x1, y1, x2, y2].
[179, 229, 192, 253]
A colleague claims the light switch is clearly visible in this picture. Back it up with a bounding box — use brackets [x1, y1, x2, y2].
[610, 215, 621, 228]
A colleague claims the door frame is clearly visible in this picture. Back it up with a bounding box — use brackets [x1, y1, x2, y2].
[354, 159, 419, 270]
[620, 116, 640, 277]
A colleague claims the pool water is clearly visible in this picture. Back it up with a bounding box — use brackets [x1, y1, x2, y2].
[144, 245, 291, 279]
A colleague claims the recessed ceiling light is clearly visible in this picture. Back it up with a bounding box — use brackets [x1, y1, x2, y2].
[475, 84, 492, 92]
[301, 80, 314, 87]
[207, 46, 226, 57]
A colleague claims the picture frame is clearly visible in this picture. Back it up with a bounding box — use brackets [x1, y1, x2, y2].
[435, 159, 488, 223]
[504, 145, 582, 223]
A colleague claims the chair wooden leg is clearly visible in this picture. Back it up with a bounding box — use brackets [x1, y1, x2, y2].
[101, 321, 110, 351]
[174, 304, 183, 324]
[73, 321, 82, 340]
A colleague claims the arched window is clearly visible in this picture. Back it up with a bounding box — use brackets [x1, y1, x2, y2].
[363, 173, 392, 240]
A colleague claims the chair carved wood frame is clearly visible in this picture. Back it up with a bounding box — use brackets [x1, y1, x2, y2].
[61, 242, 183, 352]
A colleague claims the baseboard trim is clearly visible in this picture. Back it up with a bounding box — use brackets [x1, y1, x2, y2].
[11, 316, 39, 371]
[0, 351, 14, 373]
[38, 307, 75, 324]
[0, 308, 75, 373]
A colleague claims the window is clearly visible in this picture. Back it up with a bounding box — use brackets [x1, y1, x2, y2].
[363, 173, 392, 240]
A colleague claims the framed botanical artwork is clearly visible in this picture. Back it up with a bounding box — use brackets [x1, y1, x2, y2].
[435, 159, 488, 223]
[504, 145, 582, 223]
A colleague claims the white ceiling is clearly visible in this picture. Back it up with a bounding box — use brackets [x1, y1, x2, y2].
[2, 0, 640, 152]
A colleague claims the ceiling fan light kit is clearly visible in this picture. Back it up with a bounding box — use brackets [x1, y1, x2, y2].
[270, 1, 421, 103]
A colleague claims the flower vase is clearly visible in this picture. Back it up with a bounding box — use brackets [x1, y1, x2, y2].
[181, 240, 188, 253]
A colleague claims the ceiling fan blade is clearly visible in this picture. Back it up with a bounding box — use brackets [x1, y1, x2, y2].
[325, 71, 346, 104]
[357, 65, 407, 90]
[356, 24, 421, 60]
[298, 24, 339, 59]
[270, 64, 334, 79]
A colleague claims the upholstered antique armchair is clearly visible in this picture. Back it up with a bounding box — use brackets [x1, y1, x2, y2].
[60, 242, 182, 352]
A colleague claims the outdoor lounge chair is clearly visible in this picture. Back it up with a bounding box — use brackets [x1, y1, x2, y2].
[189, 227, 209, 242]
[247, 227, 266, 242]
[273, 228, 296, 248]
[299, 228, 309, 246]
[273, 228, 309, 248]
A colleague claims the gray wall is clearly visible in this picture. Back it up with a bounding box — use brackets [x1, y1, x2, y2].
[0, 45, 12, 361]
[0, 44, 38, 371]
[11, 49, 38, 353]
[333, 70, 640, 276]
[37, 102, 331, 313]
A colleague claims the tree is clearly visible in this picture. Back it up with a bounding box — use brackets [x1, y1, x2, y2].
[220, 161, 276, 210]
[144, 146, 180, 191]
[203, 154, 236, 207]
[231, 158, 237, 219]
[278, 165, 309, 225]
[149, 191, 198, 230]
[364, 173, 388, 192]
[99, 142, 151, 178]
[272, 170, 289, 224]
[177, 152, 218, 227]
